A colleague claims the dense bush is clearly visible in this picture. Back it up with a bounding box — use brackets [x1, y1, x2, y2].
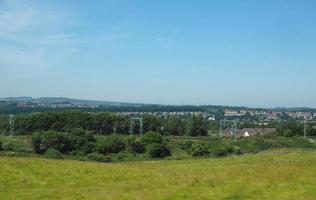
[179, 140, 194, 153]
[68, 128, 96, 154]
[81, 142, 97, 154]
[2, 140, 22, 152]
[276, 120, 303, 136]
[0, 140, 2, 151]
[186, 114, 208, 136]
[0, 137, 31, 152]
[87, 153, 111, 162]
[127, 139, 145, 154]
[147, 144, 171, 158]
[189, 142, 209, 157]
[236, 138, 272, 153]
[97, 135, 125, 154]
[283, 129, 294, 137]
[141, 131, 163, 144]
[212, 148, 229, 157]
[44, 148, 63, 159]
[32, 131, 72, 154]
[267, 137, 315, 149]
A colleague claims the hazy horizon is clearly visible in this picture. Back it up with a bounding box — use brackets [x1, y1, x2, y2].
[2, 95, 316, 109]
[1, 0, 316, 108]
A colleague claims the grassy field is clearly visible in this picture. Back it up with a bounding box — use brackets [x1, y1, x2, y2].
[1, 149, 316, 200]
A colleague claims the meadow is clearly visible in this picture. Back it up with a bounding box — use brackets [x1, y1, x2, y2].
[1, 149, 316, 200]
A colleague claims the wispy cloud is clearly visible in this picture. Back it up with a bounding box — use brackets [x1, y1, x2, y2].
[0, 0, 75, 74]
[0, 1, 107, 76]
[0, 0, 129, 74]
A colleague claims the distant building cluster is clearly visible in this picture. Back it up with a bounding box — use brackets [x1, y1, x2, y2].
[116, 111, 215, 119]
[224, 109, 315, 120]
[1, 99, 315, 121]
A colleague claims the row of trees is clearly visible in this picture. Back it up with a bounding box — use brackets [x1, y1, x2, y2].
[32, 129, 171, 160]
[0, 111, 211, 136]
[1, 111, 314, 137]
[0, 102, 233, 115]
[276, 119, 316, 137]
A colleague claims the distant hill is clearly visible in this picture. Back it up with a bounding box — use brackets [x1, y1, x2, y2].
[1, 97, 315, 112]
[0, 97, 147, 107]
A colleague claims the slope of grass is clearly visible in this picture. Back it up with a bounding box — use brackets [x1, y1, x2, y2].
[1, 149, 316, 200]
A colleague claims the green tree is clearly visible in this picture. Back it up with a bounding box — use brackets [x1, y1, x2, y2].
[141, 131, 163, 144]
[143, 115, 163, 133]
[186, 115, 208, 136]
[163, 116, 184, 136]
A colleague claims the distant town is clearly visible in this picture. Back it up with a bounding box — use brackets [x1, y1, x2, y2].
[0, 97, 315, 122]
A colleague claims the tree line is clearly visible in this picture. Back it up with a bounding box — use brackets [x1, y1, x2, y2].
[1, 111, 315, 137]
[0, 111, 211, 136]
[0, 102, 240, 115]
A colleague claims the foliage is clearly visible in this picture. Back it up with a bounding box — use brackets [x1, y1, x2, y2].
[234, 138, 272, 153]
[126, 136, 145, 154]
[277, 120, 303, 136]
[1, 139, 25, 152]
[32, 131, 72, 154]
[141, 131, 163, 144]
[179, 140, 195, 153]
[283, 129, 294, 137]
[186, 114, 208, 136]
[163, 116, 184, 136]
[68, 128, 96, 154]
[44, 148, 63, 159]
[87, 153, 111, 162]
[143, 115, 163, 133]
[189, 142, 210, 157]
[97, 135, 125, 154]
[147, 144, 171, 158]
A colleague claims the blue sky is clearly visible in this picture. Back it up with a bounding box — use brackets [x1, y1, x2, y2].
[0, 0, 316, 107]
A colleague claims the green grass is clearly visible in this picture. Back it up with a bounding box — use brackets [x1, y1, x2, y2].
[1, 149, 316, 200]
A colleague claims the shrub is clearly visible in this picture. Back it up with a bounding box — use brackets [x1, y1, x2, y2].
[87, 153, 111, 162]
[213, 149, 229, 157]
[179, 140, 194, 153]
[32, 131, 72, 154]
[112, 151, 133, 161]
[147, 144, 171, 158]
[0, 137, 31, 153]
[68, 128, 96, 153]
[81, 142, 97, 154]
[283, 129, 294, 137]
[126, 136, 145, 154]
[70, 150, 85, 157]
[0, 140, 2, 151]
[45, 148, 63, 159]
[141, 131, 163, 144]
[283, 137, 315, 148]
[97, 135, 125, 154]
[2, 140, 26, 152]
[128, 140, 145, 154]
[189, 142, 209, 157]
[2, 140, 22, 152]
[236, 138, 272, 153]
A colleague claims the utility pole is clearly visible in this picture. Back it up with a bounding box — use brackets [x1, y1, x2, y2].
[219, 120, 223, 137]
[129, 119, 134, 135]
[9, 115, 14, 136]
[139, 118, 143, 136]
[304, 121, 307, 139]
[300, 120, 316, 139]
[219, 119, 238, 141]
[233, 120, 237, 142]
[130, 117, 144, 135]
